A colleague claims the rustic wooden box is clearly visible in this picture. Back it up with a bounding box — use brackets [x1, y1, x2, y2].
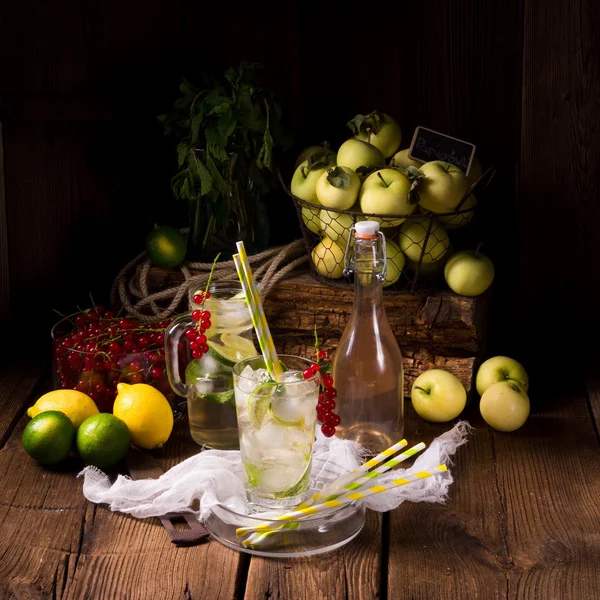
[147, 267, 488, 397]
[263, 273, 489, 397]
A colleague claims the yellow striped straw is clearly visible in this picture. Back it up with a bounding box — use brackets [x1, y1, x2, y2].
[310, 439, 409, 503]
[243, 442, 427, 547]
[237, 464, 448, 540]
[233, 241, 282, 381]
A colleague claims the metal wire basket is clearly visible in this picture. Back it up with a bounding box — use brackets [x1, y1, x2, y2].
[280, 166, 496, 293]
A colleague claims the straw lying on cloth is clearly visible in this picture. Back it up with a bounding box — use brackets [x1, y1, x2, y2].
[78, 422, 472, 522]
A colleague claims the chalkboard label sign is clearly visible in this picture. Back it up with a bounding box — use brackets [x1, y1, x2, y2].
[408, 127, 476, 175]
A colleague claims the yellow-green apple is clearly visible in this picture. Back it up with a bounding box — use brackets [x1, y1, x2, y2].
[311, 236, 345, 278]
[444, 249, 495, 297]
[476, 356, 529, 395]
[316, 166, 361, 210]
[295, 143, 336, 169]
[291, 156, 334, 203]
[398, 217, 449, 264]
[348, 110, 402, 158]
[359, 168, 416, 226]
[336, 138, 385, 172]
[480, 381, 530, 432]
[389, 148, 422, 170]
[319, 209, 354, 247]
[384, 239, 405, 287]
[437, 194, 477, 229]
[411, 369, 467, 422]
[418, 161, 469, 213]
[302, 205, 322, 235]
[467, 155, 482, 186]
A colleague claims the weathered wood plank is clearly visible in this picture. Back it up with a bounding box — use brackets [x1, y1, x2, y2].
[243, 511, 381, 600]
[0, 413, 88, 600]
[62, 415, 244, 600]
[388, 402, 509, 598]
[0, 358, 44, 448]
[496, 379, 600, 597]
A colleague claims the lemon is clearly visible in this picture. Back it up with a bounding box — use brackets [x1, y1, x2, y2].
[77, 414, 130, 469]
[22, 411, 75, 465]
[113, 383, 173, 449]
[146, 226, 187, 268]
[27, 390, 99, 429]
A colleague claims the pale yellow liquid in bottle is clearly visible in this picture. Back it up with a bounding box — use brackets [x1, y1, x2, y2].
[333, 236, 404, 454]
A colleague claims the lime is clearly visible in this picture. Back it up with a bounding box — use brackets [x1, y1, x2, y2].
[27, 389, 99, 429]
[248, 383, 276, 429]
[113, 383, 173, 450]
[208, 334, 257, 368]
[77, 414, 130, 469]
[22, 411, 75, 465]
[220, 333, 257, 358]
[146, 226, 187, 268]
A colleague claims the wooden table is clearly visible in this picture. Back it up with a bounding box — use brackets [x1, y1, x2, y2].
[1, 358, 600, 599]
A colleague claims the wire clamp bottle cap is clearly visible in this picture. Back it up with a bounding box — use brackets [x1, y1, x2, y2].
[354, 221, 380, 238]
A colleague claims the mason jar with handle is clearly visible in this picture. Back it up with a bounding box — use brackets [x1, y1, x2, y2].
[165, 280, 257, 449]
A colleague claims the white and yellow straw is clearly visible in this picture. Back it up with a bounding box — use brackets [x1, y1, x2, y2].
[233, 241, 282, 381]
[237, 464, 448, 544]
[242, 441, 427, 546]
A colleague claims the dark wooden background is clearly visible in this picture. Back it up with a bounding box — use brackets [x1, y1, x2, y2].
[0, 0, 598, 371]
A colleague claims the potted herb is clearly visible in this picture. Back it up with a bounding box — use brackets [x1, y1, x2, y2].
[159, 62, 292, 260]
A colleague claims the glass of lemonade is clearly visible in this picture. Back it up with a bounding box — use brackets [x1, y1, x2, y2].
[233, 355, 320, 508]
[165, 281, 257, 449]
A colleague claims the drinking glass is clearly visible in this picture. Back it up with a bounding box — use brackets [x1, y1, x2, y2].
[233, 355, 320, 508]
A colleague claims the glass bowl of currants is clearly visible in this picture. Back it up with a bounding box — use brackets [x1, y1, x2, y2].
[51, 307, 178, 414]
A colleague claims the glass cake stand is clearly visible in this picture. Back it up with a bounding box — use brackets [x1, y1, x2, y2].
[204, 501, 366, 558]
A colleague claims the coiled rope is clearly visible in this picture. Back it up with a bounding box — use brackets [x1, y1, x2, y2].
[110, 239, 308, 323]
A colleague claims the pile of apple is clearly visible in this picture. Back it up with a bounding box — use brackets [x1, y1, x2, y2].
[290, 110, 495, 296]
[411, 355, 531, 432]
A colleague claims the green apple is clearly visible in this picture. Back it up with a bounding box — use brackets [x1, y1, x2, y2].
[480, 381, 530, 432]
[444, 249, 495, 297]
[476, 356, 529, 395]
[316, 166, 361, 210]
[389, 148, 422, 170]
[360, 168, 416, 227]
[319, 209, 354, 247]
[291, 158, 332, 204]
[411, 369, 467, 423]
[398, 217, 449, 264]
[437, 194, 477, 229]
[336, 138, 385, 172]
[311, 236, 345, 279]
[384, 239, 405, 287]
[295, 143, 336, 169]
[302, 205, 322, 235]
[348, 110, 402, 158]
[418, 161, 469, 213]
[467, 155, 482, 186]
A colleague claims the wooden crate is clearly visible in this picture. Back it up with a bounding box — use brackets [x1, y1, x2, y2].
[146, 267, 489, 396]
[263, 273, 489, 397]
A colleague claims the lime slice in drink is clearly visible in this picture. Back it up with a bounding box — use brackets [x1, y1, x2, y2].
[248, 382, 276, 430]
[220, 333, 257, 358]
[208, 334, 257, 368]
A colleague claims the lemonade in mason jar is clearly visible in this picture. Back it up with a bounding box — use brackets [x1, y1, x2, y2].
[165, 281, 257, 449]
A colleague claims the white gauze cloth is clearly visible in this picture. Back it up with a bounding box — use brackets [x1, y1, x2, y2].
[78, 421, 471, 521]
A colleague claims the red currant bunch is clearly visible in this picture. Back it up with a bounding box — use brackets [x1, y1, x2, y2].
[186, 289, 213, 359]
[53, 304, 173, 411]
[303, 348, 341, 438]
